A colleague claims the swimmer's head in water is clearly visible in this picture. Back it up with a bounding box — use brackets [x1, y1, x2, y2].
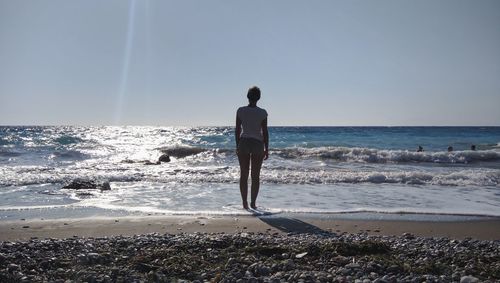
[247, 86, 261, 102]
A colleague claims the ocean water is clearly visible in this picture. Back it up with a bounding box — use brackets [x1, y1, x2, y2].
[1, 126, 499, 220]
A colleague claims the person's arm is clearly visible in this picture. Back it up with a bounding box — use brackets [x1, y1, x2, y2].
[262, 118, 269, 160]
[235, 115, 242, 153]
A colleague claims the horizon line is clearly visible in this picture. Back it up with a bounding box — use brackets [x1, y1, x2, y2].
[1, 124, 500, 128]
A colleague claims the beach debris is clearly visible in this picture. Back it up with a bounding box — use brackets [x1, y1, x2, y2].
[62, 180, 111, 191]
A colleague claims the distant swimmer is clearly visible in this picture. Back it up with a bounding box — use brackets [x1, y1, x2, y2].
[417, 145, 424, 152]
[235, 86, 269, 210]
[448, 146, 453, 152]
[471, 145, 476, 151]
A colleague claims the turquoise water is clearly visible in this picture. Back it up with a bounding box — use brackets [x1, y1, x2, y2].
[0, 126, 499, 220]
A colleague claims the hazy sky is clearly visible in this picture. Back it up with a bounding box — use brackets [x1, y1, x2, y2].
[1, 0, 499, 126]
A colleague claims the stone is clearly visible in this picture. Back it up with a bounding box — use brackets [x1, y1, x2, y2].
[386, 265, 400, 273]
[160, 146, 205, 158]
[158, 154, 171, 163]
[62, 180, 111, 191]
[460, 276, 479, 283]
[345, 263, 361, 269]
[283, 259, 296, 271]
[8, 263, 20, 272]
[402, 232, 415, 239]
[258, 265, 271, 276]
[295, 252, 308, 258]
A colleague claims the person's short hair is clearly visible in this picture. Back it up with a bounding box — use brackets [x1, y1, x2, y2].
[247, 86, 261, 102]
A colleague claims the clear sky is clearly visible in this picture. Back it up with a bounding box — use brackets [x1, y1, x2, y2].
[1, 0, 499, 126]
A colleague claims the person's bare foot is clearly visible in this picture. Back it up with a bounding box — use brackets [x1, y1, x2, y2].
[250, 202, 257, 209]
[243, 201, 249, 209]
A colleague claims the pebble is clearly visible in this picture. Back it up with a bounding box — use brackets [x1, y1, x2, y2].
[7, 263, 20, 272]
[295, 252, 307, 258]
[460, 275, 480, 283]
[346, 262, 361, 269]
[0, 232, 497, 282]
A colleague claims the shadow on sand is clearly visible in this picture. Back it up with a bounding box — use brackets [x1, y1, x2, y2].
[258, 216, 333, 235]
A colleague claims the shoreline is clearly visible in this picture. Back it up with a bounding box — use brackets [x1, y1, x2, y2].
[1, 213, 499, 242]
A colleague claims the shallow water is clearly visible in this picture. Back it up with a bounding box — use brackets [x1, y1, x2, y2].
[1, 126, 499, 220]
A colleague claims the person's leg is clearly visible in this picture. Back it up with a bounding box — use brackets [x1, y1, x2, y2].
[250, 152, 264, 209]
[238, 153, 250, 209]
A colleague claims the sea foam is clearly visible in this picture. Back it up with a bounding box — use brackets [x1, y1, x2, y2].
[273, 147, 500, 164]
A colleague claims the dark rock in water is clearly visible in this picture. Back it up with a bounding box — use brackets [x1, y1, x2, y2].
[158, 154, 171, 163]
[63, 180, 111, 191]
[159, 146, 205, 158]
[101, 182, 111, 190]
[122, 159, 161, 165]
[76, 192, 94, 198]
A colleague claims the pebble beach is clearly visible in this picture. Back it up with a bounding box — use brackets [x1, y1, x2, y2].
[1, 215, 499, 283]
[1, 231, 499, 283]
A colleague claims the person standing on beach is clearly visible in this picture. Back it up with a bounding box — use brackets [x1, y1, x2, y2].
[235, 86, 269, 209]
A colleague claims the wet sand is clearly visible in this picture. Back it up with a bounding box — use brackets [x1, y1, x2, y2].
[1, 214, 499, 241]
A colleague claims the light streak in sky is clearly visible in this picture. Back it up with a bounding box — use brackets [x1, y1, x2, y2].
[114, 0, 137, 125]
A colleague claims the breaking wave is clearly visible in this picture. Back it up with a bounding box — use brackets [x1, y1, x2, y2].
[53, 135, 84, 145]
[152, 145, 500, 165]
[274, 147, 500, 164]
[49, 150, 90, 160]
[0, 150, 22, 157]
[1, 165, 498, 187]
